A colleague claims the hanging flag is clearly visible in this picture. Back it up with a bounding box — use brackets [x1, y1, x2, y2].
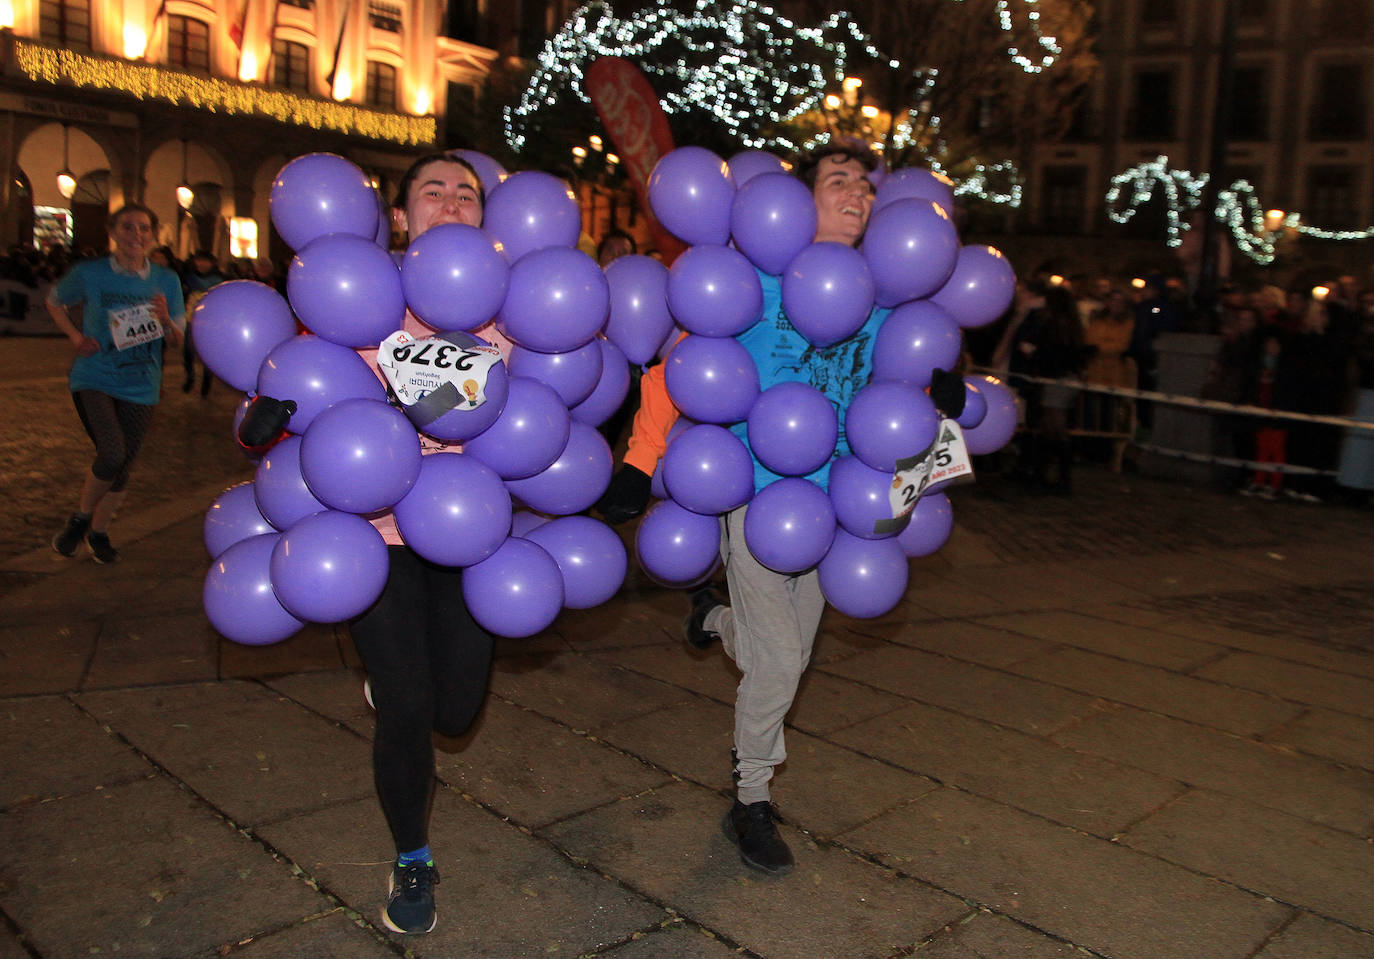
[584, 57, 685, 265]
[148, 0, 169, 49]
[324, 0, 353, 93]
[229, 0, 249, 50]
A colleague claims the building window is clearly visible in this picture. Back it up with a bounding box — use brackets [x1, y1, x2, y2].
[168, 16, 212, 73]
[39, 0, 91, 51]
[1041, 166, 1087, 233]
[369, 1, 403, 32]
[1130, 70, 1176, 140]
[365, 60, 397, 110]
[1310, 63, 1367, 140]
[272, 39, 312, 92]
[1306, 166, 1360, 230]
[1227, 67, 1269, 141]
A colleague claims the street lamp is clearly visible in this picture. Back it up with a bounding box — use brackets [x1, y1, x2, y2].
[56, 124, 76, 199]
[176, 139, 194, 210]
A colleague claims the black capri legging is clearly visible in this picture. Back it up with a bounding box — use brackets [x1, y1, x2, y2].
[350, 545, 495, 853]
[72, 390, 156, 492]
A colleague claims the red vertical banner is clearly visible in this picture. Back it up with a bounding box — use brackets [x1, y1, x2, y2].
[584, 57, 686, 265]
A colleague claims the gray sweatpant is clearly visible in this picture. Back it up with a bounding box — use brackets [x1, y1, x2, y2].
[705, 505, 825, 804]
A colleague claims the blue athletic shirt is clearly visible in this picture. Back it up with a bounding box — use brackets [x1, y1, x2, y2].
[730, 269, 888, 492]
[53, 256, 187, 405]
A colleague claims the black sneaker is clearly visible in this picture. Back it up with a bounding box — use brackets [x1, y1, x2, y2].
[684, 586, 725, 650]
[383, 861, 439, 935]
[52, 514, 91, 557]
[722, 799, 794, 875]
[86, 531, 119, 565]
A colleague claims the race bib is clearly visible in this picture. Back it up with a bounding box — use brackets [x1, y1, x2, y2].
[376, 329, 503, 428]
[874, 419, 974, 535]
[108, 302, 163, 351]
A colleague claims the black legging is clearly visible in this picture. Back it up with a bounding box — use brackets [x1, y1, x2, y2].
[72, 390, 156, 492]
[350, 545, 494, 854]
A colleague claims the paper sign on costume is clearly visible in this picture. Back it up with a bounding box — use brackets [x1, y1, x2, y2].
[376, 329, 502, 428]
[873, 419, 975, 536]
[108, 302, 163, 351]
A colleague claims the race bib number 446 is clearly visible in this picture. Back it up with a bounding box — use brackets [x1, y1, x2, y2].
[108, 303, 163, 351]
[874, 419, 975, 536]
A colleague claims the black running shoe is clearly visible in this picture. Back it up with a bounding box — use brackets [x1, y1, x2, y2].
[722, 799, 794, 875]
[684, 586, 725, 650]
[383, 861, 439, 935]
[86, 531, 119, 565]
[52, 514, 91, 557]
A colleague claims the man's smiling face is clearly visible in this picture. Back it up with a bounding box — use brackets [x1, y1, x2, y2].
[811, 155, 875, 246]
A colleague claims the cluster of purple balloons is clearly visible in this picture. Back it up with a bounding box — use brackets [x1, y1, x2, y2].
[196, 151, 641, 643]
[629, 146, 1022, 619]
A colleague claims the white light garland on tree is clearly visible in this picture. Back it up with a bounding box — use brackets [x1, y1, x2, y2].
[1106, 156, 1374, 265]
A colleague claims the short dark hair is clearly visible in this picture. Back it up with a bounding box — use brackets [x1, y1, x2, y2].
[107, 203, 159, 235]
[392, 152, 485, 212]
[793, 140, 879, 190]
[596, 229, 636, 261]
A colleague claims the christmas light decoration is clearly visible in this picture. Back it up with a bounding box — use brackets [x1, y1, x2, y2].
[14, 40, 434, 146]
[1106, 156, 1374, 265]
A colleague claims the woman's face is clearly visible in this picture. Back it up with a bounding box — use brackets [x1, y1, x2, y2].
[400, 160, 482, 240]
[109, 212, 154, 261]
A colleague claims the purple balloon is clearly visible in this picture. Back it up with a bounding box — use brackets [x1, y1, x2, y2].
[399, 331, 510, 443]
[931, 245, 1017, 329]
[508, 339, 602, 407]
[483, 171, 580, 263]
[524, 515, 628, 609]
[781, 242, 875, 347]
[870, 300, 963, 389]
[510, 510, 549, 537]
[287, 234, 406, 348]
[651, 416, 694, 500]
[603, 254, 674, 365]
[662, 424, 755, 515]
[255, 334, 387, 434]
[505, 421, 612, 515]
[964, 375, 1018, 455]
[570, 338, 632, 427]
[664, 334, 760, 424]
[729, 173, 818, 276]
[204, 482, 276, 558]
[300, 398, 422, 513]
[746, 381, 838, 477]
[874, 166, 956, 215]
[742, 478, 836, 574]
[253, 435, 327, 529]
[634, 499, 722, 586]
[666, 244, 763, 337]
[462, 376, 571, 479]
[648, 146, 735, 246]
[897, 491, 953, 558]
[448, 148, 508, 196]
[957, 379, 988, 429]
[498, 247, 609, 353]
[827, 455, 902, 540]
[861, 198, 960, 307]
[191, 281, 298, 392]
[727, 149, 788, 187]
[400, 223, 510, 332]
[391, 452, 512, 566]
[845, 381, 940, 473]
[269, 510, 389, 622]
[269, 153, 379, 252]
[203, 533, 305, 646]
[461, 537, 565, 638]
[818, 529, 909, 619]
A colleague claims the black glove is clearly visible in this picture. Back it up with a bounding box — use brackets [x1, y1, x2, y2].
[238, 395, 296, 450]
[928, 367, 967, 419]
[595, 465, 652, 525]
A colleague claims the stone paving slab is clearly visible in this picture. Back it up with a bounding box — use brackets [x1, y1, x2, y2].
[1119, 788, 1374, 929]
[1251, 912, 1374, 959]
[82, 610, 222, 689]
[540, 780, 971, 959]
[433, 695, 675, 829]
[916, 910, 1084, 958]
[820, 643, 1102, 736]
[591, 696, 738, 794]
[1052, 704, 1374, 834]
[1139, 617, 1374, 680]
[597, 920, 749, 958]
[1006, 646, 1305, 736]
[0, 774, 332, 959]
[0, 619, 98, 695]
[1265, 707, 1374, 771]
[866, 618, 1057, 669]
[264, 668, 376, 737]
[832, 701, 1184, 837]
[75, 682, 375, 828]
[220, 623, 354, 680]
[490, 648, 695, 732]
[591, 640, 742, 706]
[257, 790, 665, 957]
[205, 908, 397, 959]
[1194, 652, 1374, 719]
[975, 609, 1224, 671]
[0, 694, 152, 808]
[839, 786, 1293, 959]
